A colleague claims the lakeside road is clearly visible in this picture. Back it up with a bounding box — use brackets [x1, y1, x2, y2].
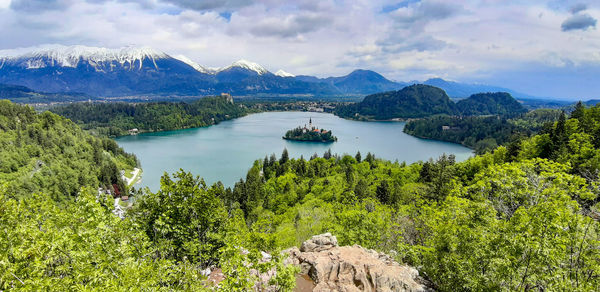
[122, 168, 141, 187]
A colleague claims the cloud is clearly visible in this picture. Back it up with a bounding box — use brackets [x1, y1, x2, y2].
[561, 13, 597, 31]
[389, 0, 463, 27]
[10, 0, 71, 12]
[1, 0, 600, 99]
[377, 35, 447, 53]
[160, 0, 251, 12]
[570, 3, 587, 14]
[245, 13, 332, 38]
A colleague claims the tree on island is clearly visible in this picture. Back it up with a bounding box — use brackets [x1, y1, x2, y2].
[283, 118, 337, 142]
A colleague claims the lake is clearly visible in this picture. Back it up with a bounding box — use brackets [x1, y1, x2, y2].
[115, 111, 473, 191]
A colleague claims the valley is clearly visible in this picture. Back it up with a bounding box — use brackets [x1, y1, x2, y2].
[114, 111, 473, 191]
[1, 42, 599, 292]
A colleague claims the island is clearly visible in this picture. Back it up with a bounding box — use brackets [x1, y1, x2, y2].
[283, 118, 337, 142]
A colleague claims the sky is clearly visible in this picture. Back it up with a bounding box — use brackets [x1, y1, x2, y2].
[0, 0, 598, 100]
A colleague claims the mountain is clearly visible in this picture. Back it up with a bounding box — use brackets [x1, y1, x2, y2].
[334, 84, 529, 120]
[585, 99, 600, 106]
[0, 45, 216, 97]
[324, 69, 407, 94]
[173, 54, 214, 74]
[334, 84, 457, 120]
[1, 45, 407, 97]
[293, 70, 406, 95]
[0, 83, 93, 103]
[0, 45, 554, 100]
[274, 69, 295, 77]
[457, 92, 527, 117]
[215, 60, 270, 83]
[424, 78, 537, 99]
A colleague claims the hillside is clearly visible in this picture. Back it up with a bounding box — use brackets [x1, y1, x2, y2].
[335, 85, 528, 120]
[586, 99, 600, 106]
[0, 83, 93, 103]
[456, 92, 527, 116]
[1, 100, 600, 290]
[334, 84, 456, 119]
[50, 95, 248, 137]
[0, 100, 136, 200]
[403, 108, 562, 154]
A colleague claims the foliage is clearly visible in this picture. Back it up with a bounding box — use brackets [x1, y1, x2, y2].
[404, 108, 564, 154]
[404, 115, 524, 154]
[0, 83, 92, 103]
[222, 105, 600, 290]
[283, 126, 336, 142]
[0, 186, 210, 291]
[3, 99, 600, 291]
[50, 95, 248, 137]
[129, 170, 228, 265]
[334, 84, 457, 119]
[334, 85, 526, 120]
[0, 100, 135, 199]
[455, 92, 527, 117]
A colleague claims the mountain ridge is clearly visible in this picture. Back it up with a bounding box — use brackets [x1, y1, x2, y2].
[0, 45, 553, 100]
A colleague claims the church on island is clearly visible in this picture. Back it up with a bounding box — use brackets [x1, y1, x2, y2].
[283, 118, 337, 143]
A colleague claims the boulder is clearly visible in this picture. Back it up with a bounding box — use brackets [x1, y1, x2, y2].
[287, 233, 433, 292]
[300, 233, 338, 252]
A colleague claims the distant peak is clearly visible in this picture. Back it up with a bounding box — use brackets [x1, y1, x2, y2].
[0, 44, 169, 70]
[173, 54, 214, 74]
[0, 44, 168, 59]
[275, 69, 295, 77]
[220, 59, 269, 75]
[346, 69, 385, 78]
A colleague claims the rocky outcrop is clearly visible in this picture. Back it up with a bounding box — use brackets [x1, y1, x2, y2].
[286, 233, 433, 292]
[300, 232, 338, 252]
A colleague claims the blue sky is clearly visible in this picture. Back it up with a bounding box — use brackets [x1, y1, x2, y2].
[0, 0, 598, 100]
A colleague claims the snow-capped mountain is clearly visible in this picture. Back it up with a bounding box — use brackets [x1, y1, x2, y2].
[0, 45, 411, 97]
[0, 45, 168, 71]
[218, 59, 269, 75]
[275, 69, 295, 77]
[173, 54, 215, 74]
[0, 45, 217, 96]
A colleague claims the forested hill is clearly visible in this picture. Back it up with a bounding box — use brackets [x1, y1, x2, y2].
[0, 100, 136, 200]
[0, 83, 93, 103]
[334, 84, 527, 120]
[456, 92, 527, 116]
[404, 108, 564, 154]
[50, 95, 248, 137]
[1, 100, 600, 290]
[334, 84, 456, 119]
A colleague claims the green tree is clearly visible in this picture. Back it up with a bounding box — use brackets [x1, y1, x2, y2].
[280, 148, 289, 164]
[355, 151, 362, 162]
[130, 170, 228, 265]
[376, 180, 390, 204]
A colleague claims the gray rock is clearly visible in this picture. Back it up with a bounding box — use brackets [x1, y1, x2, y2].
[287, 233, 434, 292]
[300, 232, 338, 252]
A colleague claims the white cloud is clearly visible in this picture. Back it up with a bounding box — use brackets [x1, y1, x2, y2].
[0, 0, 599, 98]
[0, 0, 11, 9]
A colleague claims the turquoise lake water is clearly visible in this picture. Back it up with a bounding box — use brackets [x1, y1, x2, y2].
[115, 111, 473, 191]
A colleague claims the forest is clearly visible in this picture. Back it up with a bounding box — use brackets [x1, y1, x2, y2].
[1, 100, 600, 291]
[50, 95, 249, 137]
[0, 100, 136, 200]
[403, 109, 564, 154]
[333, 84, 527, 120]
